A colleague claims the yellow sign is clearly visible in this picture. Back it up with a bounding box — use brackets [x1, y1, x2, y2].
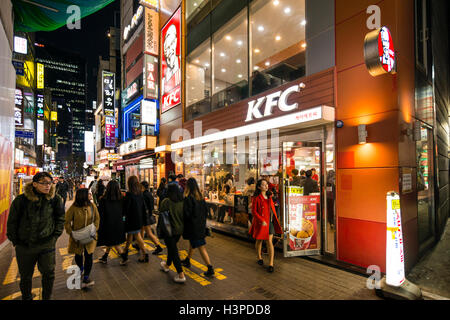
[51, 111, 58, 121]
[391, 199, 400, 210]
[37, 63, 44, 89]
[140, 0, 158, 9]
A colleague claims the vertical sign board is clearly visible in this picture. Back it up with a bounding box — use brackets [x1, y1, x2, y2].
[144, 54, 159, 100]
[37, 63, 45, 89]
[105, 116, 116, 148]
[36, 94, 44, 119]
[15, 88, 24, 127]
[0, 136, 13, 245]
[102, 71, 115, 117]
[161, 7, 181, 113]
[36, 120, 44, 146]
[386, 192, 405, 287]
[141, 99, 157, 125]
[144, 7, 159, 56]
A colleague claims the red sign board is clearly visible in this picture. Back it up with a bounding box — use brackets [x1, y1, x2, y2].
[160, 7, 181, 113]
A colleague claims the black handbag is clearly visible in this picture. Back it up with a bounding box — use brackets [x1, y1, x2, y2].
[143, 197, 156, 225]
[157, 210, 172, 238]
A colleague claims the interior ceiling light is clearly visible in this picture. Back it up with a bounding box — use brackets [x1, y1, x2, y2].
[284, 7, 291, 14]
[236, 59, 241, 63]
[237, 40, 243, 46]
[301, 42, 307, 48]
[301, 20, 307, 26]
[258, 25, 264, 32]
[221, 68, 226, 72]
[273, 0, 280, 5]
[254, 48, 260, 53]
[265, 61, 270, 66]
[275, 35, 281, 41]
[225, 35, 232, 40]
[220, 52, 225, 57]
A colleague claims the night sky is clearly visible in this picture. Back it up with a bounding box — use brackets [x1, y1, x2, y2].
[35, 0, 121, 104]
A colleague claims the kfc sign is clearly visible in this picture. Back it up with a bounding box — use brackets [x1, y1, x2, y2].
[161, 7, 181, 113]
[364, 26, 396, 77]
[245, 83, 306, 122]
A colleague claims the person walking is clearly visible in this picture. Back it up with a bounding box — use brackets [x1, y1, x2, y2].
[249, 179, 282, 273]
[302, 170, 319, 195]
[97, 180, 127, 264]
[64, 188, 100, 288]
[180, 178, 215, 277]
[56, 176, 69, 207]
[96, 179, 106, 203]
[6, 172, 65, 300]
[140, 181, 163, 255]
[122, 176, 149, 264]
[159, 184, 186, 283]
[291, 169, 302, 186]
[67, 178, 74, 201]
[156, 178, 167, 209]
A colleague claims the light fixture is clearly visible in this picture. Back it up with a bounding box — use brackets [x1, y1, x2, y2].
[237, 40, 243, 46]
[254, 66, 259, 70]
[254, 48, 260, 53]
[358, 124, 368, 144]
[195, 59, 200, 63]
[204, 63, 210, 67]
[273, 0, 280, 5]
[238, 74, 243, 78]
[236, 59, 241, 64]
[284, 7, 291, 14]
[275, 35, 281, 41]
[225, 35, 232, 41]
[301, 42, 307, 48]
[301, 20, 307, 26]
[258, 25, 264, 32]
[220, 52, 225, 57]
[265, 61, 270, 66]
[221, 68, 226, 72]
[194, 2, 198, 7]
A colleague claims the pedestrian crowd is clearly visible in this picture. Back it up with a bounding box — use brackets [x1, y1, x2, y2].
[6, 172, 217, 299]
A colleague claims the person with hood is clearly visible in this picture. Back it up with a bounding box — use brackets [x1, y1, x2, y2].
[140, 181, 163, 255]
[7, 172, 65, 300]
[56, 176, 69, 207]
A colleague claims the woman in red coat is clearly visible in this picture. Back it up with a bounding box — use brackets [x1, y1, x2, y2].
[249, 179, 282, 272]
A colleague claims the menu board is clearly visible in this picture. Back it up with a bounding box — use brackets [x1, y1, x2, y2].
[286, 186, 319, 253]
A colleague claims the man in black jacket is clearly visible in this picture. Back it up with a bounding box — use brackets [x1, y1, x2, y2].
[55, 176, 69, 207]
[7, 172, 65, 300]
[302, 170, 319, 195]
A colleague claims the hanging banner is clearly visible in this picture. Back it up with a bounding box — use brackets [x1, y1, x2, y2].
[144, 54, 159, 100]
[36, 93, 44, 119]
[102, 71, 116, 117]
[386, 192, 405, 287]
[287, 187, 319, 253]
[15, 88, 24, 127]
[144, 7, 159, 56]
[161, 7, 181, 113]
[105, 116, 116, 148]
[37, 63, 45, 89]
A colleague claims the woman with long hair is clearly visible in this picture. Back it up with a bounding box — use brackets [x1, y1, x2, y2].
[180, 178, 215, 277]
[140, 181, 163, 255]
[156, 177, 167, 209]
[122, 176, 149, 264]
[249, 179, 282, 273]
[97, 180, 127, 264]
[159, 184, 186, 283]
[64, 188, 100, 287]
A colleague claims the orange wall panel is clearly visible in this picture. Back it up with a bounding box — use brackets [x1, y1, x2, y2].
[337, 168, 399, 224]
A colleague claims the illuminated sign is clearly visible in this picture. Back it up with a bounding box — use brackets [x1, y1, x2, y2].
[36, 120, 44, 146]
[37, 63, 45, 89]
[144, 7, 159, 56]
[126, 80, 139, 101]
[119, 136, 157, 156]
[140, 0, 158, 9]
[245, 82, 306, 122]
[161, 7, 181, 113]
[84, 131, 94, 153]
[124, 5, 144, 42]
[36, 94, 44, 119]
[144, 54, 158, 99]
[141, 99, 157, 125]
[105, 116, 116, 148]
[14, 36, 27, 54]
[51, 111, 58, 121]
[15, 88, 24, 127]
[386, 192, 405, 287]
[107, 153, 121, 161]
[102, 71, 115, 117]
[364, 26, 396, 77]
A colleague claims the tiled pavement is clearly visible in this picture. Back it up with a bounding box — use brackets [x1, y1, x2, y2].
[0, 202, 383, 301]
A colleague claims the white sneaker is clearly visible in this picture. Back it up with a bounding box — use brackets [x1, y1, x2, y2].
[160, 261, 170, 273]
[174, 274, 186, 283]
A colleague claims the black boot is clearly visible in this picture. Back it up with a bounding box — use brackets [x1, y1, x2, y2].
[99, 253, 108, 264]
[181, 257, 191, 268]
[152, 245, 163, 255]
[204, 265, 215, 277]
[120, 251, 128, 266]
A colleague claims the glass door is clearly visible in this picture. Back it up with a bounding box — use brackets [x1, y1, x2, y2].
[282, 141, 322, 257]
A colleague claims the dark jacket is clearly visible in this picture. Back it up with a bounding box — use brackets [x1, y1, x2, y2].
[97, 198, 126, 246]
[96, 183, 106, 199]
[183, 196, 207, 240]
[123, 192, 145, 232]
[159, 198, 183, 236]
[142, 190, 155, 226]
[7, 182, 65, 247]
[302, 177, 319, 195]
[56, 181, 69, 198]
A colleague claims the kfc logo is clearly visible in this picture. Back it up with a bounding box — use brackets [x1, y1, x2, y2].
[378, 27, 395, 73]
[364, 26, 396, 77]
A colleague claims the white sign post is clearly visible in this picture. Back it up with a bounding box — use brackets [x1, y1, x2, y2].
[375, 191, 422, 300]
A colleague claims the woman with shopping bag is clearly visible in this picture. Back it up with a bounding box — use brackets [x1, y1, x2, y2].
[65, 188, 100, 288]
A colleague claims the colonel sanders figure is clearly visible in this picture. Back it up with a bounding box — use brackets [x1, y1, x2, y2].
[380, 27, 395, 72]
[162, 24, 181, 96]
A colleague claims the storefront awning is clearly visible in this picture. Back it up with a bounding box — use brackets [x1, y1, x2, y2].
[171, 106, 335, 150]
[12, 0, 116, 32]
[114, 154, 154, 167]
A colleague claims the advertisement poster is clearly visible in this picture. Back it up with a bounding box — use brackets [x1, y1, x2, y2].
[14, 88, 24, 127]
[160, 7, 181, 113]
[105, 116, 116, 148]
[0, 135, 13, 246]
[144, 7, 159, 56]
[287, 186, 319, 253]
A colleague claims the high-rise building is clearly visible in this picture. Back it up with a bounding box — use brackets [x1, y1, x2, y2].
[35, 44, 88, 169]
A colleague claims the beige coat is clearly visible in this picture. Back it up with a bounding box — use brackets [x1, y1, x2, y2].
[64, 203, 100, 255]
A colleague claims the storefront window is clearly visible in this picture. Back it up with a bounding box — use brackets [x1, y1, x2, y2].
[212, 8, 248, 110]
[186, 0, 209, 21]
[250, 0, 306, 96]
[186, 39, 212, 120]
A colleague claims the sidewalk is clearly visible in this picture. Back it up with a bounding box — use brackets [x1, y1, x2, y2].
[407, 218, 450, 300]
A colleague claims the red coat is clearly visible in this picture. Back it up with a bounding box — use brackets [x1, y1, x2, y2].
[249, 194, 282, 240]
